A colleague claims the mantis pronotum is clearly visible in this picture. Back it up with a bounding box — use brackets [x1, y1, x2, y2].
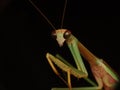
[28, 0, 119, 90]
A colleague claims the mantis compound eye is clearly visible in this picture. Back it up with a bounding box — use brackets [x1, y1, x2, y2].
[51, 31, 57, 39]
[63, 30, 71, 39]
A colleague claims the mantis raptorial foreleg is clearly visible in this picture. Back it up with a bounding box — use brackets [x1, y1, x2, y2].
[46, 53, 68, 86]
[46, 52, 103, 90]
[46, 53, 89, 90]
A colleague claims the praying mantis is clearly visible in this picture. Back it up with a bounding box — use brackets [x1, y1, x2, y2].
[28, 0, 119, 90]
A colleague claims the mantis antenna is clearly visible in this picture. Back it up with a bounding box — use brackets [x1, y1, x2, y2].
[28, 0, 68, 30]
[60, 0, 67, 29]
[28, 0, 56, 30]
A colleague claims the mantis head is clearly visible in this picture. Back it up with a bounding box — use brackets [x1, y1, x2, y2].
[52, 29, 71, 47]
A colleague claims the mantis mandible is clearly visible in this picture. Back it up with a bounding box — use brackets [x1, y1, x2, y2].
[28, 0, 119, 90]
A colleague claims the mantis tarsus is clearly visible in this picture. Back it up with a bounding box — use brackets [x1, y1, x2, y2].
[28, 0, 119, 90]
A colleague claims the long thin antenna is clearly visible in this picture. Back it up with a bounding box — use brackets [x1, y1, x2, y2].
[60, 0, 67, 29]
[28, 0, 56, 30]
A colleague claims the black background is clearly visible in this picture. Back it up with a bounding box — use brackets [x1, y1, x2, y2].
[0, 0, 120, 90]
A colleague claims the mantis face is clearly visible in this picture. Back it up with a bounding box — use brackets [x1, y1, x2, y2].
[52, 29, 71, 47]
